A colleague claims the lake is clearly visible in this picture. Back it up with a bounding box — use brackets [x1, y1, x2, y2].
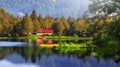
[0, 39, 120, 67]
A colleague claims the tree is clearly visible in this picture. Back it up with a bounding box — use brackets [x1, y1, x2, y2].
[89, 0, 101, 13]
[52, 22, 57, 35]
[2, 21, 11, 36]
[30, 10, 37, 21]
[67, 16, 76, 24]
[67, 16, 76, 35]
[0, 8, 13, 36]
[43, 17, 50, 29]
[30, 10, 41, 33]
[15, 21, 23, 36]
[77, 19, 88, 36]
[83, 11, 89, 20]
[93, 14, 120, 46]
[43, 15, 54, 29]
[61, 16, 70, 30]
[89, 0, 120, 15]
[33, 19, 41, 33]
[87, 18, 105, 36]
[104, 15, 120, 39]
[37, 14, 43, 28]
[22, 13, 34, 36]
[0, 23, 3, 36]
[56, 18, 65, 35]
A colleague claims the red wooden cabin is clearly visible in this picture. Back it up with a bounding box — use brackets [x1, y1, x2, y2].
[36, 29, 54, 35]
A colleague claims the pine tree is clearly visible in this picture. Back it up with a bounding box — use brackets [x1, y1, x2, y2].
[30, 10, 41, 33]
[56, 18, 65, 35]
[30, 10, 37, 21]
[22, 13, 34, 36]
[0, 23, 3, 36]
[61, 16, 70, 30]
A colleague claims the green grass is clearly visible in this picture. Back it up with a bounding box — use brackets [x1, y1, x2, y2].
[0, 35, 93, 41]
[45, 35, 93, 40]
[53, 42, 92, 53]
[0, 35, 39, 41]
[17, 35, 39, 41]
[59, 42, 88, 47]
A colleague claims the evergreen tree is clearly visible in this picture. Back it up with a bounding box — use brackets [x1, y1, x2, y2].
[31, 10, 37, 21]
[38, 14, 43, 28]
[77, 19, 88, 36]
[56, 18, 65, 35]
[0, 23, 3, 36]
[30, 10, 41, 33]
[33, 19, 41, 33]
[61, 16, 70, 30]
[43, 15, 54, 29]
[2, 21, 11, 36]
[87, 18, 105, 36]
[22, 13, 34, 36]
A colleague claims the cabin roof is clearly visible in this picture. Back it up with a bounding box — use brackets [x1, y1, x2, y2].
[39, 29, 53, 33]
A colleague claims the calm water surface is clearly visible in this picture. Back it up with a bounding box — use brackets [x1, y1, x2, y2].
[0, 39, 120, 67]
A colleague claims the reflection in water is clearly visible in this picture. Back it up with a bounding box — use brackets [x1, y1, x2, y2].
[0, 60, 39, 67]
[39, 55, 120, 67]
[0, 41, 26, 46]
[36, 37, 53, 45]
[36, 37, 45, 44]
[0, 46, 119, 67]
[0, 39, 120, 67]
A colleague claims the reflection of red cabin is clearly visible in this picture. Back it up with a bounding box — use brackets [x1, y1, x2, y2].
[36, 29, 54, 35]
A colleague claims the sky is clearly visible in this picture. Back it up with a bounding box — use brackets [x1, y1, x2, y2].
[0, 0, 89, 18]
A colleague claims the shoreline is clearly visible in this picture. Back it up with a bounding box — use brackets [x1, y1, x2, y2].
[0, 35, 93, 41]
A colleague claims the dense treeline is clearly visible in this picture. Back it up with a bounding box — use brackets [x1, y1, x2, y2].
[0, 8, 120, 39]
[93, 15, 120, 46]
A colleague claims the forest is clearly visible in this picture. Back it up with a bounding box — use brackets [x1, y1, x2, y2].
[0, 7, 120, 45]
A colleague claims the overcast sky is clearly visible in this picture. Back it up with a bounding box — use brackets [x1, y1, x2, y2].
[0, 0, 89, 18]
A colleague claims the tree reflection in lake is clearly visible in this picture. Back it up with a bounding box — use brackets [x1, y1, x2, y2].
[0, 45, 119, 67]
[0, 39, 120, 67]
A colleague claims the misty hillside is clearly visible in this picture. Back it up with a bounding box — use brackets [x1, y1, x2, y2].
[0, 0, 89, 18]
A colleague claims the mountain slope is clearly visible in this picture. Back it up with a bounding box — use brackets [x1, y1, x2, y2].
[0, 0, 89, 18]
